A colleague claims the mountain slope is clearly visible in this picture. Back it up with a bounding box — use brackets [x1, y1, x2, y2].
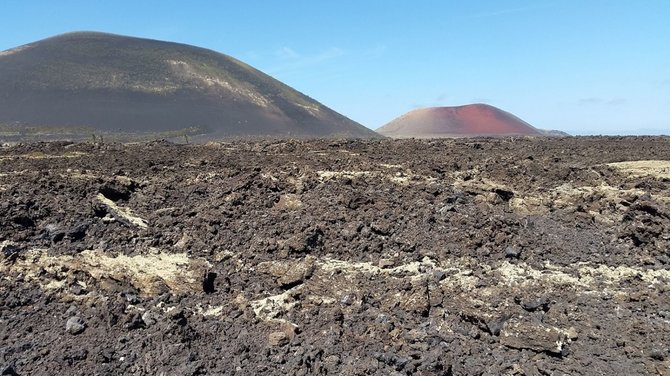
[377, 104, 543, 138]
[0, 32, 378, 139]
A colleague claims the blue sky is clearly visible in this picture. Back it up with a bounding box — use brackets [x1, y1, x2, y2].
[1, 0, 669, 135]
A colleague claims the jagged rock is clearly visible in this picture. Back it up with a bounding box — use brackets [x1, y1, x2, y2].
[66, 316, 86, 335]
[499, 319, 567, 355]
[268, 331, 289, 347]
[260, 257, 315, 287]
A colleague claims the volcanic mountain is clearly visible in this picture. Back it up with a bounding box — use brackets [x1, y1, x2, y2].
[0, 32, 378, 140]
[377, 104, 544, 138]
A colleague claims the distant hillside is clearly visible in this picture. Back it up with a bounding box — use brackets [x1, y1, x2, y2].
[0, 32, 379, 140]
[538, 129, 571, 137]
[377, 104, 554, 138]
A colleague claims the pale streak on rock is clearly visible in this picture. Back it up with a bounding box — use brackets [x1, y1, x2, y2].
[1, 248, 209, 295]
[607, 160, 670, 180]
[96, 193, 148, 228]
[250, 285, 303, 321]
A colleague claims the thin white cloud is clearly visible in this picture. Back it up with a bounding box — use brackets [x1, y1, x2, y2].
[260, 43, 389, 81]
[471, 4, 552, 18]
[239, 50, 260, 61]
[366, 44, 388, 59]
[276, 47, 300, 60]
[267, 47, 347, 75]
[653, 78, 670, 88]
[435, 93, 448, 102]
[578, 97, 627, 106]
[578, 97, 601, 105]
[606, 98, 627, 105]
[314, 47, 347, 62]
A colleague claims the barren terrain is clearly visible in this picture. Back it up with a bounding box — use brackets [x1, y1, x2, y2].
[0, 32, 377, 139]
[377, 104, 543, 138]
[1, 137, 669, 375]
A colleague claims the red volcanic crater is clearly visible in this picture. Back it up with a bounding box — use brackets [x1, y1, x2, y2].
[376, 104, 542, 138]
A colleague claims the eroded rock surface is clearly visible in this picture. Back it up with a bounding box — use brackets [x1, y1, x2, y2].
[1, 137, 669, 375]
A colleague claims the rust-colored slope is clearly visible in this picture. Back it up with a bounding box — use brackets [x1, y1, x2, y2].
[377, 104, 541, 138]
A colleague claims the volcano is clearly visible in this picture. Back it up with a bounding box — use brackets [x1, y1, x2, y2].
[376, 104, 544, 138]
[0, 32, 378, 140]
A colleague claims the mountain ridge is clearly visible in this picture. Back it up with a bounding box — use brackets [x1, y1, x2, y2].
[377, 104, 564, 138]
[0, 31, 379, 140]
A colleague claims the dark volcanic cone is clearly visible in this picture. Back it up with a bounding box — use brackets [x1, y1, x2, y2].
[0, 32, 378, 140]
[377, 104, 543, 138]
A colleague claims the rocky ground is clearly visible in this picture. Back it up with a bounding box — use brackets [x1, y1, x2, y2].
[1, 137, 669, 375]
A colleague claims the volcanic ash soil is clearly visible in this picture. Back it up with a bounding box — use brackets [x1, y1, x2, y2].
[1, 137, 670, 375]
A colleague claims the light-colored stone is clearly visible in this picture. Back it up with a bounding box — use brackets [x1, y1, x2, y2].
[500, 319, 566, 355]
[66, 316, 86, 335]
[268, 331, 289, 347]
[378, 259, 395, 268]
[566, 326, 578, 340]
